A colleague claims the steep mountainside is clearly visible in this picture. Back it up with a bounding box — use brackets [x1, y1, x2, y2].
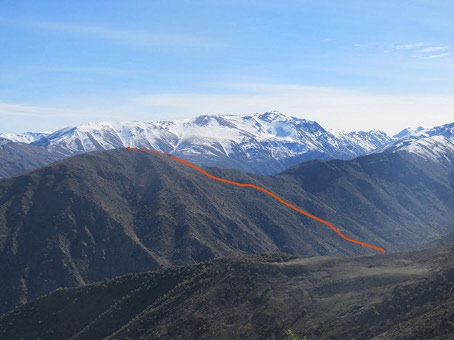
[0, 111, 393, 177]
[428, 230, 454, 247]
[0, 146, 453, 314]
[280, 150, 454, 250]
[1, 244, 453, 339]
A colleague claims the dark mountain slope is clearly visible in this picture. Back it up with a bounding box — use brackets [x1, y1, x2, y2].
[0, 149, 371, 314]
[1, 244, 453, 340]
[0, 138, 61, 178]
[427, 230, 454, 247]
[0, 147, 453, 314]
[279, 150, 454, 249]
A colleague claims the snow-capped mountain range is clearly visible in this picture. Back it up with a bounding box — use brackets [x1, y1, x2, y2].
[1, 111, 453, 175]
[1, 111, 393, 174]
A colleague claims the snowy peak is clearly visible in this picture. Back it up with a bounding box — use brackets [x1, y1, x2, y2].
[192, 115, 235, 128]
[32, 121, 180, 156]
[426, 122, 454, 138]
[393, 126, 424, 139]
[386, 122, 454, 164]
[254, 111, 293, 123]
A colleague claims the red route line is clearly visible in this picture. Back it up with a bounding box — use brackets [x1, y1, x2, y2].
[126, 146, 386, 253]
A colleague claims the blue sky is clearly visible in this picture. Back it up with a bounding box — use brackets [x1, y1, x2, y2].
[1, 0, 453, 134]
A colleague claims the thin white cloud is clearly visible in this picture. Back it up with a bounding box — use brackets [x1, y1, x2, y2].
[30, 65, 129, 76]
[0, 102, 114, 133]
[0, 102, 92, 118]
[0, 17, 223, 49]
[395, 42, 452, 59]
[419, 46, 450, 53]
[395, 42, 427, 50]
[426, 52, 454, 59]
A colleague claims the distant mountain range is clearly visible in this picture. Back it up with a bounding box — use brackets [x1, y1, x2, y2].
[1, 112, 452, 179]
[0, 137, 61, 178]
[0, 111, 397, 177]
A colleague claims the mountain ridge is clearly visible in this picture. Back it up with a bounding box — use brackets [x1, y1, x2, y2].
[1, 145, 453, 314]
[0, 111, 394, 177]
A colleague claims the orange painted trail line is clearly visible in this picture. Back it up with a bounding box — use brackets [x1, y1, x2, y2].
[170, 155, 386, 253]
[126, 147, 385, 253]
